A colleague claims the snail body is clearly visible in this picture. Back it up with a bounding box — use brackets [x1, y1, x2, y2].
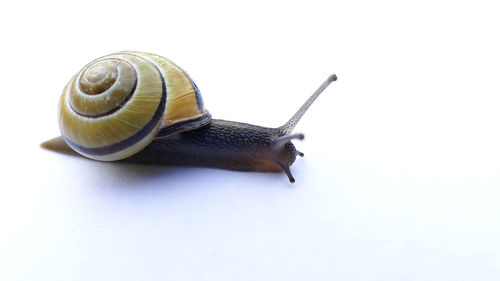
[43, 51, 337, 183]
[126, 120, 297, 174]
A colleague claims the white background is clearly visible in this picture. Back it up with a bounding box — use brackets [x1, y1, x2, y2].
[1, 0, 499, 280]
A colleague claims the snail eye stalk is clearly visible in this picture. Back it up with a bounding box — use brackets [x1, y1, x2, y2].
[278, 74, 337, 135]
[271, 74, 337, 183]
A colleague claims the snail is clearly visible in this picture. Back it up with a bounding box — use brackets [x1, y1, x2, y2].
[42, 51, 337, 183]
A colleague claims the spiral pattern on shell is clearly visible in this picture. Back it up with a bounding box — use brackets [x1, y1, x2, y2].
[58, 51, 210, 161]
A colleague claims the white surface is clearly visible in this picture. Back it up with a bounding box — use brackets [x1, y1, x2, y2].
[1, 0, 500, 280]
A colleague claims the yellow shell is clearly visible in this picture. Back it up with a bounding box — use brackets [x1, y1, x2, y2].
[58, 51, 211, 161]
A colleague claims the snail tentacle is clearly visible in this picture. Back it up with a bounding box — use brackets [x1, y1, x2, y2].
[278, 74, 337, 135]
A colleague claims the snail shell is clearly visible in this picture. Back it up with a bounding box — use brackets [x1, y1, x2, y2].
[58, 51, 210, 161]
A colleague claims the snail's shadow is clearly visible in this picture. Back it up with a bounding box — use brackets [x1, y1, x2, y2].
[51, 148, 204, 189]
[92, 160, 206, 189]
[100, 160, 290, 190]
[43, 142, 289, 189]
